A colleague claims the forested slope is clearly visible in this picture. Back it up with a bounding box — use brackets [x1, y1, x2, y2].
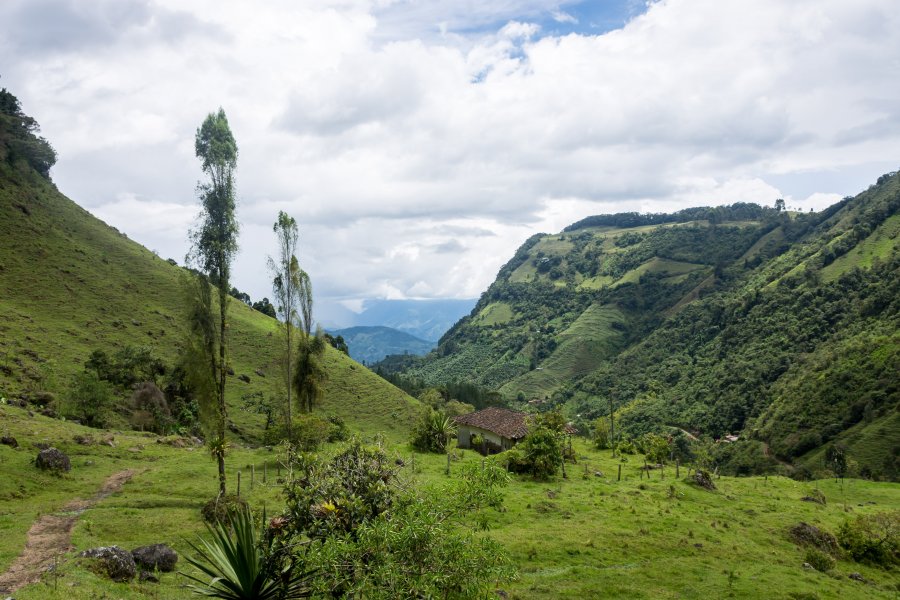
[405, 171, 900, 478]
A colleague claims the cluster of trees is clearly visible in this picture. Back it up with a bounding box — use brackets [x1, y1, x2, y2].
[0, 88, 56, 178]
[182, 109, 328, 498]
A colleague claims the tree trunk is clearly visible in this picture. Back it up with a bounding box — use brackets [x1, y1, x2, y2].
[217, 270, 228, 498]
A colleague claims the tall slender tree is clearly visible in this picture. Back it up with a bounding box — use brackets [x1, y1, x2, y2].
[267, 211, 308, 439]
[187, 108, 239, 497]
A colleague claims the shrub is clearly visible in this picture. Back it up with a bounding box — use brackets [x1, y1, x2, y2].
[129, 381, 171, 433]
[805, 548, 835, 572]
[616, 439, 637, 455]
[506, 412, 565, 480]
[201, 494, 249, 525]
[592, 418, 611, 449]
[326, 415, 350, 442]
[277, 440, 514, 598]
[67, 371, 114, 428]
[411, 409, 457, 453]
[186, 505, 313, 599]
[837, 511, 900, 567]
[292, 414, 332, 451]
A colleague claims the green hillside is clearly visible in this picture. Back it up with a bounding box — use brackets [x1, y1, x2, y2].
[0, 156, 422, 443]
[406, 175, 900, 479]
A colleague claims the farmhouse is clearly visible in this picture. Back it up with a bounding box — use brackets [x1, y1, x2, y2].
[455, 407, 577, 454]
[455, 407, 529, 453]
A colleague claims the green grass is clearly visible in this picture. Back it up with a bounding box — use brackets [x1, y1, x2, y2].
[821, 214, 900, 282]
[612, 257, 706, 287]
[474, 302, 515, 326]
[4, 414, 898, 599]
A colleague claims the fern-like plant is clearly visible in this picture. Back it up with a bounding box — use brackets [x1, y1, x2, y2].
[183, 506, 312, 599]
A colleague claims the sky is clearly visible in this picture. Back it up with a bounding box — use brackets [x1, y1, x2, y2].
[2, 0, 900, 323]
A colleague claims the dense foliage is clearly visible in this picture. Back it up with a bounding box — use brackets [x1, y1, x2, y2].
[274, 440, 514, 598]
[0, 88, 56, 178]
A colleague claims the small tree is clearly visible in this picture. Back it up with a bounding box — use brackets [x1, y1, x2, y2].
[592, 417, 610, 449]
[294, 333, 326, 413]
[268, 211, 309, 440]
[826, 444, 848, 485]
[187, 108, 239, 497]
[68, 371, 114, 428]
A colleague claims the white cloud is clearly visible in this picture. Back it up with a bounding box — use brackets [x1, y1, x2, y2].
[2, 0, 899, 311]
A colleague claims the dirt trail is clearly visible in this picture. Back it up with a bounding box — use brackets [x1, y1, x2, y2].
[0, 469, 136, 595]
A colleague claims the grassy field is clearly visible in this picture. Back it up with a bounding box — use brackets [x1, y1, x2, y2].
[2, 407, 897, 599]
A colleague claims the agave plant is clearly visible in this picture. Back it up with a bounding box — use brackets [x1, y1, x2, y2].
[183, 506, 313, 599]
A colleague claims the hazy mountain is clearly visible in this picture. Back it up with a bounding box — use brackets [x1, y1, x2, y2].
[329, 326, 436, 365]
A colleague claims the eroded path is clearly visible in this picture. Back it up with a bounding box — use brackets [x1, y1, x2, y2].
[0, 469, 136, 595]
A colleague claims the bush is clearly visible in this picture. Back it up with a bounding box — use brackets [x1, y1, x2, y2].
[293, 414, 332, 451]
[277, 440, 514, 598]
[837, 511, 900, 567]
[616, 439, 637, 455]
[129, 381, 171, 433]
[67, 371, 114, 428]
[326, 415, 350, 442]
[805, 548, 835, 572]
[592, 418, 611, 449]
[200, 494, 248, 525]
[411, 409, 457, 453]
[505, 412, 565, 480]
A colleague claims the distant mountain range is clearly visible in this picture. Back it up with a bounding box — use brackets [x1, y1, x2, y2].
[328, 326, 436, 365]
[320, 298, 477, 342]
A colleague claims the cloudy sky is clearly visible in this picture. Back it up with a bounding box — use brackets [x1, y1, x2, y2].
[3, 0, 899, 323]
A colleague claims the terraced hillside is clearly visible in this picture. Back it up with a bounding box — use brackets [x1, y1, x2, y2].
[407, 204, 780, 399]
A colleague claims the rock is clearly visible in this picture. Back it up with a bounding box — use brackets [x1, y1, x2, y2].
[801, 489, 826, 505]
[73, 434, 95, 445]
[79, 546, 136, 582]
[802, 562, 813, 570]
[132, 543, 178, 572]
[101, 435, 116, 447]
[238, 374, 251, 383]
[35, 448, 71, 472]
[226, 366, 235, 376]
[1, 436, 18, 448]
[139, 570, 160, 583]
[788, 522, 839, 554]
[254, 368, 266, 377]
[690, 469, 716, 491]
[848, 572, 868, 583]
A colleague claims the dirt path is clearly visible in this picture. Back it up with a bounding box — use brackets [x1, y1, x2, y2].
[0, 469, 137, 595]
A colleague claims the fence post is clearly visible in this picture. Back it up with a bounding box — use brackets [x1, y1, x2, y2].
[251, 464, 255, 489]
[617, 464, 621, 481]
[237, 470, 241, 498]
[676, 459, 680, 479]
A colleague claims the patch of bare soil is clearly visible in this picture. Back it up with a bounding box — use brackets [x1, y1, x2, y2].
[0, 469, 136, 595]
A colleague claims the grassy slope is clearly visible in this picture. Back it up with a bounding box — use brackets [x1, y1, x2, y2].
[2, 409, 897, 599]
[0, 165, 422, 443]
[499, 303, 627, 400]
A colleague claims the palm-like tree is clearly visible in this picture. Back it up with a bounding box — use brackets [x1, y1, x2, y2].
[183, 507, 313, 599]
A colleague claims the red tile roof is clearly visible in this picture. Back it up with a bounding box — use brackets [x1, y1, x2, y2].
[454, 407, 531, 439]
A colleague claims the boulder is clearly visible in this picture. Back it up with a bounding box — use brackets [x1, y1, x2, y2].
[690, 469, 716, 491]
[238, 374, 251, 383]
[79, 546, 136, 582]
[0, 436, 17, 448]
[35, 447, 71, 472]
[139, 570, 160, 583]
[788, 522, 839, 554]
[132, 543, 178, 572]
